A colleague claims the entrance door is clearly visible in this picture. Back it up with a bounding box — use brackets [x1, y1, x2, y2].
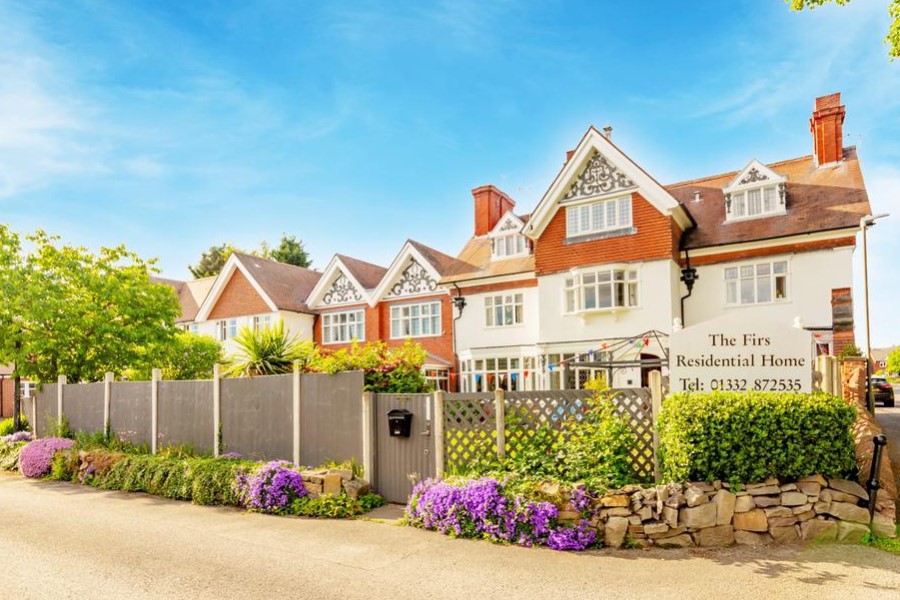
[374, 393, 436, 504]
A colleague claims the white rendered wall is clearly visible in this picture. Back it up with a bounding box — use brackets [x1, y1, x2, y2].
[188, 311, 315, 356]
[683, 246, 853, 331]
[453, 285, 540, 353]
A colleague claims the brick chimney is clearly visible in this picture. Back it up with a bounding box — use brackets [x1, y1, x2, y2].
[472, 185, 515, 236]
[810, 93, 846, 166]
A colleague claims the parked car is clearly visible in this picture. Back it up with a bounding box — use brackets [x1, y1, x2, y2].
[872, 376, 895, 407]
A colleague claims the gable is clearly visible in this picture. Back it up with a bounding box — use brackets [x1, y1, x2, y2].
[207, 269, 271, 319]
[386, 259, 439, 298]
[725, 159, 787, 191]
[489, 211, 525, 237]
[321, 272, 366, 306]
[524, 127, 692, 239]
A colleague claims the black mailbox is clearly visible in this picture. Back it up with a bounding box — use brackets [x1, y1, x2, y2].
[388, 408, 413, 437]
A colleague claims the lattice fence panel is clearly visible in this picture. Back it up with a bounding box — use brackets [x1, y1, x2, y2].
[442, 389, 656, 481]
[442, 393, 496, 474]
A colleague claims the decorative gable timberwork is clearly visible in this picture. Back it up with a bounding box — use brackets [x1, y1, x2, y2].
[321, 273, 364, 306]
[387, 260, 438, 298]
[489, 212, 524, 236]
[723, 159, 788, 222]
[563, 150, 637, 203]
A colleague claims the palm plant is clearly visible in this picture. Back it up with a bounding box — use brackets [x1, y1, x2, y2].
[225, 321, 318, 377]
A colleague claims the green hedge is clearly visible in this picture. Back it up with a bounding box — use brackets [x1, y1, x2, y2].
[657, 391, 857, 483]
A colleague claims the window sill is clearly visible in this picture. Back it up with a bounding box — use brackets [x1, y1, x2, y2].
[484, 323, 525, 330]
[390, 334, 442, 340]
[723, 211, 787, 224]
[564, 305, 637, 316]
[724, 299, 791, 308]
[564, 227, 636, 245]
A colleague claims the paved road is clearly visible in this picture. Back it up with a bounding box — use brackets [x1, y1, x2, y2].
[0, 475, 898, 600]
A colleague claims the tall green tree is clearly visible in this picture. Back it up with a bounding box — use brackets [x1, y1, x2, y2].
[0, 227, 181, 384]
[788, 0, 900, 59]
[128, 330, 223, 381]
[188, 243, 240, 279]
[887, 347, 900, 375]
[265, 234, 312, 268]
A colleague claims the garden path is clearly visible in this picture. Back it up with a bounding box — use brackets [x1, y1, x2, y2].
[0, 474, 897, 600]
[875, 394, 900, 518]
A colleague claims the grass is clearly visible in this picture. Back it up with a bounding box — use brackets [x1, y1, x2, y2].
[863, 525, 900, 555]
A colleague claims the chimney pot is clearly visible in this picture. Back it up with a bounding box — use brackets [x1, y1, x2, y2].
[602, 125, 613, 139]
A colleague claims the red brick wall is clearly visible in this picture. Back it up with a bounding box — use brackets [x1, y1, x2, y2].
[473, 185, 516, 236]
[831, 287, 855, 356]
[534, 193, 678, 275]
[208, 269, 271, 319]
[810, 93, 845, 165]
[0, 378, 13, 418]
[315, 303, 377, 349]
[687, 237, 855, 268]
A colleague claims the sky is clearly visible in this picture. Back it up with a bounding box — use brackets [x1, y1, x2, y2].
[1, 0, 898, 347]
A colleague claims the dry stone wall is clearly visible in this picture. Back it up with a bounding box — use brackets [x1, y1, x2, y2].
[556, 475, 874, 548]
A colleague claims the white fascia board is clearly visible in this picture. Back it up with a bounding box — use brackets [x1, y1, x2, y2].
[725, 159, 787, 192]
[487, 211, 525, 237]
[524, 128, 691, 238]
[442, 271, 536, 289]
[369, 242, 443, 307]
[305, 256, 370, 308]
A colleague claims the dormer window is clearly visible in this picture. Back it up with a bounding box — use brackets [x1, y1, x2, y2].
[492, 233, 528, 259]
[723, 160, 787, 223]
[488, 211, 531, 260]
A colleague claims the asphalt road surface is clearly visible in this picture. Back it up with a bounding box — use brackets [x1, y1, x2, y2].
[875, 388, 900, 516]
[0, 475, 898, 600]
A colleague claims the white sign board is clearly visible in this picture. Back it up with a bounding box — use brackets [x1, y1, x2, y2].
[670, 313, 814, 394]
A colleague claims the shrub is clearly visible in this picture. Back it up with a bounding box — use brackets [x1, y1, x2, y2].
[657, 391, 857, 483]
[0, 440, 28, 471]
[290, 492, 387, 518]
[234, 460, 307, 513]
[19, 437, 75, 478]
[0, 415, 29, 437]
[189, 458, 248, 506]
[405, 477, 597, 551]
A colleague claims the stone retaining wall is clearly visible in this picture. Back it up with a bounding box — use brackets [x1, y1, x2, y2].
[557, 475, 873, 548]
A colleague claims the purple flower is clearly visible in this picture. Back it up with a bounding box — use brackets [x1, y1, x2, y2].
[405, 477, 595, 551]
[19, 437, 74, 478]
[1, 431, 33, 444]
[233, 460, 307, 513]
[219, 452, 243, 460]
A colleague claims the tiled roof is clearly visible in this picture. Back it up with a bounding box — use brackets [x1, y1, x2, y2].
[232, 253, 322, 314]
[441, 237, 535, 284]
[407, 239, 474, 277]
[668, 148, 870, 250]
[152, 275, 216, 323]
[335, 254, 387, 290]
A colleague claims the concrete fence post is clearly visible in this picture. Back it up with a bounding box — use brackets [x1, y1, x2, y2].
[31, 395, 36, 438]
[57, 375, 66, 430]
[103, 372, 113, 437]
[362, 391, 375, 484]
[494, 388, 506, 460]
[293, 360, 301, 466]
[151, 368, 161, 454]
[433, 390, 445, 477]
[649, 370, 664, 482]
[213, 364, 221, 457]
[831, 356, 841, 397]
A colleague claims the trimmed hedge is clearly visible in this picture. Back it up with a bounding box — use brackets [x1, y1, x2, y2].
[657, 391, 856, 483]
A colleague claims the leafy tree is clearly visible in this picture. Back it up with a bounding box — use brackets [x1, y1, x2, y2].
[128, 331, 224, 381]
[788, 0, 900, 59]
[265, 234, 312, 268]
[0, 227, 181, 384]
[887, 347, 900, 375]
[188, 243, 240, 279]
[226, 321, 316, 377]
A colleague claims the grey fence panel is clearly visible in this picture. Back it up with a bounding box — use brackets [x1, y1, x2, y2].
[158, 380, 214, 455]
[34, 385, 59, 438]
[63, 383, 105, 434]
[298, 371, 364, 467]
[221, 374, 292, 461]
[110, 381, 152, 447]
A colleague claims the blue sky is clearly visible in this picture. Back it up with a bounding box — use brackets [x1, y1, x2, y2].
[1, 1, 898, 346]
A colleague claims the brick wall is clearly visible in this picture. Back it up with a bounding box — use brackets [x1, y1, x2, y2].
[831, 287, 855, 356]
[208, 269, 271, 319]
[534, 193, 679, 276]
[0, 378, 12, 418]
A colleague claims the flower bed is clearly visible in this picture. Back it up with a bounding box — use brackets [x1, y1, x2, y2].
[19, 437, 74, 478]
[406, 474, 881, 550]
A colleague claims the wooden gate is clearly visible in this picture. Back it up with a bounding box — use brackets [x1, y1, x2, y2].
[372, 393, 436, 504]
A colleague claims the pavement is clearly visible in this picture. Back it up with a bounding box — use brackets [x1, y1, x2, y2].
[874, 386, 900, 518]
[1, 474, 898, 600]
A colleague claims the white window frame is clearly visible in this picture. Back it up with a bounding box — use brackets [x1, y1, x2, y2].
[322, 310, 365, 344]
[253, 314, 273, 331]
[564, 268, 639, 314]
[491, 234, 528, 259]
[189, 324, 198, 335]
[727, 184, 785, 222]
[227, 319, 238, 339]
[565, 195, 632, 238]
[216, 320, 227, 341]
[484, 293, 524, 327]
[424, 367, 450, 392]
[724, 260, 790, 306]
[390, 301, 441, 339]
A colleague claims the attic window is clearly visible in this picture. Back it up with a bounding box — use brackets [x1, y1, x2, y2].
[723, 162, 787, 223]
[492, 234, 529, 259]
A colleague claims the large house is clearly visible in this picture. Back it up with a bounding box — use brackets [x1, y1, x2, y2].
[162, 93, 871, 392]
